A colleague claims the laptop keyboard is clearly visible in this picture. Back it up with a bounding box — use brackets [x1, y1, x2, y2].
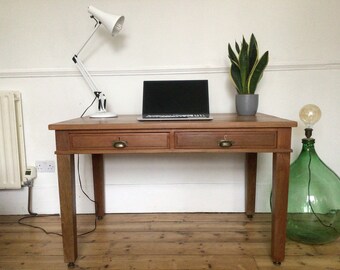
[144, 114, 209, 119]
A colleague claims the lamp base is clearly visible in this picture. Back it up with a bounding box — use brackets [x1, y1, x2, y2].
[89, 111, 118, 118]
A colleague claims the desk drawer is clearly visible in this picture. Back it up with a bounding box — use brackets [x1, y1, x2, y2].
[175, 131, 276, 149]
[70, 132, 169, 150]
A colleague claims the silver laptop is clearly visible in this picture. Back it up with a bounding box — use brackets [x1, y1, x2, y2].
[137, 80, 213, 121]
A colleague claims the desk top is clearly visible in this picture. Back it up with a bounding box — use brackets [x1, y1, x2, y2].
[49, 113, 297, 131]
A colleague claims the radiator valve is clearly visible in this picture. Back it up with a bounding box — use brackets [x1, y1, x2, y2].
[22, 166, 37, 187]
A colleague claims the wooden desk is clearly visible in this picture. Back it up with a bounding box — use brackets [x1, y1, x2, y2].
[49, 113, 297, 266]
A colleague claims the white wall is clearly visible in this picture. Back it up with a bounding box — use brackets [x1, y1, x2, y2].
[0, 0, 339, 214]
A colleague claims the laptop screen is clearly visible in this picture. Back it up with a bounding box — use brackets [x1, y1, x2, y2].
[142, 80, 209, 116]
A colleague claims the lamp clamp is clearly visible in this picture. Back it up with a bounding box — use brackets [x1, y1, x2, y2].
[90, 15, 101, 27]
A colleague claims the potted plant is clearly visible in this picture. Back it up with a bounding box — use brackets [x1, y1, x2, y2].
[228, 34, 269, 115]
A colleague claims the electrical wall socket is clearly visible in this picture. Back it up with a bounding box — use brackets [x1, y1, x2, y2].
[35, 160, 55, 173]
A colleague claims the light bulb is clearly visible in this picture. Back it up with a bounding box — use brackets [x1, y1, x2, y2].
[299, 104, 321, 129]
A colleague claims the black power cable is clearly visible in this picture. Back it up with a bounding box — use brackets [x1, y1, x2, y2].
[306, 149, 339, 234]
[18, 100, 100, 235]
[80, 96, 97, 118]
[18, 155, 97, 237]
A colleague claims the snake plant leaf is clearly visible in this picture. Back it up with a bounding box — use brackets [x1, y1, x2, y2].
[228, 44, 239, 66]
[230, 63, 242, 94]
[241, 36, 248, 51]
[227, 34, 269, 94]
[248, 51, 269, 94]
[239, 39, 249, 93]
[235, 42, 240, 54]
[248, 34, 258, 74]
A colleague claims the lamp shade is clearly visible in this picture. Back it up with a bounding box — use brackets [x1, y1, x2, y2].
[88, 6, 124, 36]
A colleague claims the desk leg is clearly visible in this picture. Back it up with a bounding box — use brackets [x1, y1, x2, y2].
[245, 153, 257, 218]
[92, 154, 105, 219]
[271, 152, 290, 264]
[57, 154, 77, 264]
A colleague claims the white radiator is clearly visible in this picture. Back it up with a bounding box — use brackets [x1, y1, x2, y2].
[0, 91, 26, 189]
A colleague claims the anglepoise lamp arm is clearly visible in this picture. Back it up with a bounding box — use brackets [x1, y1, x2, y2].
[72, 6, 124, 118]
[73, 54, 108, 113]
[72, 19, 106, 114]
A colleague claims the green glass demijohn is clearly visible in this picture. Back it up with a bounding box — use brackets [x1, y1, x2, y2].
[287, 104, 340, 244]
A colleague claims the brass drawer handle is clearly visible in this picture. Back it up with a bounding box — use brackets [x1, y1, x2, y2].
[113, 140, 128, 149]
[218, 140, 233, 148]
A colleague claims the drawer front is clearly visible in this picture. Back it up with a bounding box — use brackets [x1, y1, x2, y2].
[175, 131, 277, 149]
[70, 132, 169, 150]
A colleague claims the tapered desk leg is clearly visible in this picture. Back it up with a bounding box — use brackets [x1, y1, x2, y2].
[57, 154, 77, 265]
[92, 154, 105, 219]
[245, 153, 257, 218]
[271, 152, 291, 264]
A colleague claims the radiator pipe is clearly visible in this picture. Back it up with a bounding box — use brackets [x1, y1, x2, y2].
[28, 186, 37, 216]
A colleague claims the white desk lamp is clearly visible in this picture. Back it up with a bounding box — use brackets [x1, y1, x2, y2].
[72, 6, 124, 118]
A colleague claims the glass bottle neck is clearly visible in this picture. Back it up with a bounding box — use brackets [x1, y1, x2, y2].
[301, 138, 316, 152]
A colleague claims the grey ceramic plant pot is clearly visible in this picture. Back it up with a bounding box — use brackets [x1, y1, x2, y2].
[235, 94, 259, 116]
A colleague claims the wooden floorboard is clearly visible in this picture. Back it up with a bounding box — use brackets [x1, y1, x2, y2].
[0, 213, 339, 270]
